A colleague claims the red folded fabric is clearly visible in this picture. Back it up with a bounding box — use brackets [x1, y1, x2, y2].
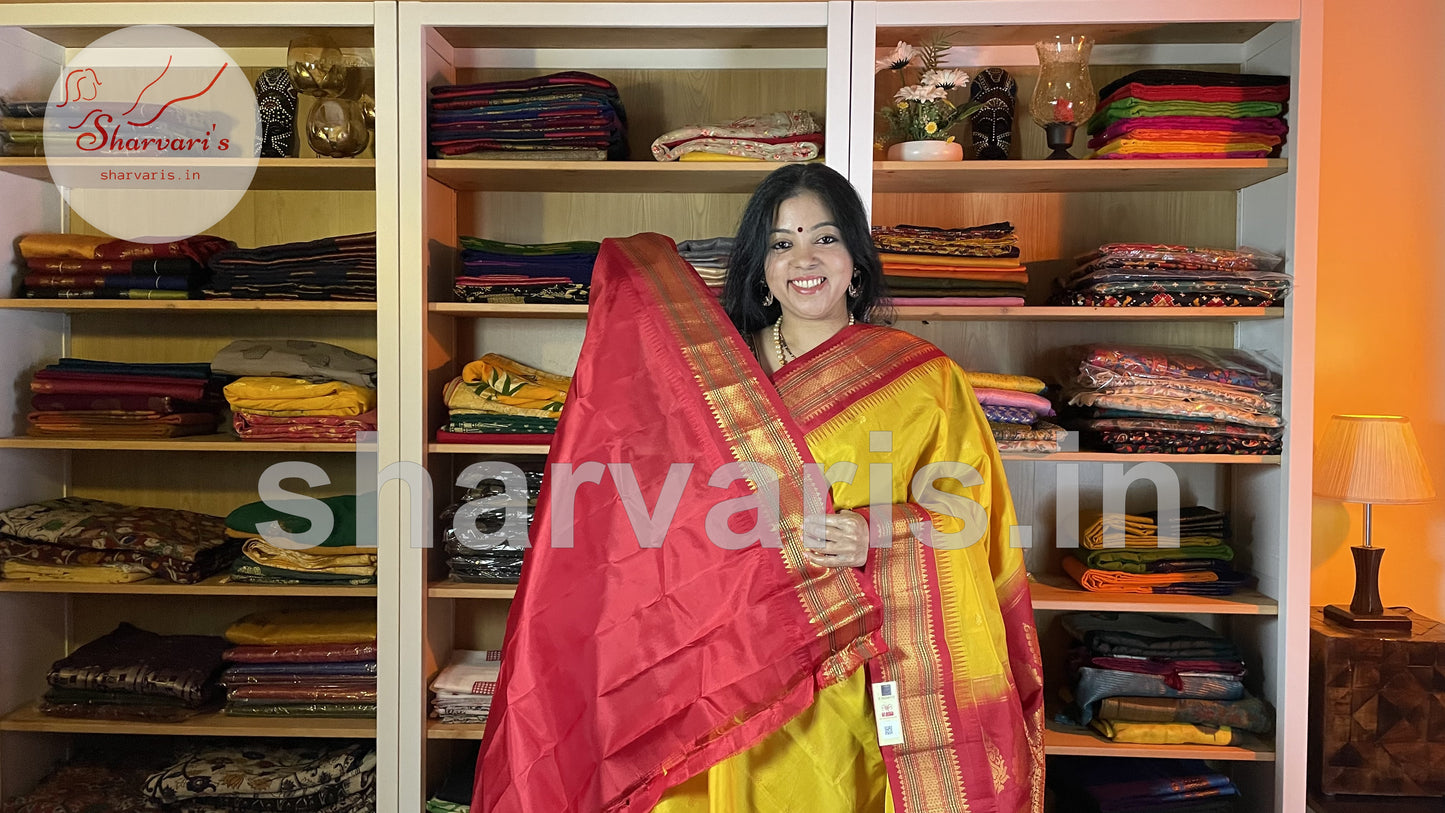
[1098, 82, 1290, 108]
[30, 371, 210, 401]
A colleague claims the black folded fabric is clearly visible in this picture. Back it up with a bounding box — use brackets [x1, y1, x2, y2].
[47, 623, 227, 705]
[1096, 68, 1290, 99]
[49, 359, 214, 379]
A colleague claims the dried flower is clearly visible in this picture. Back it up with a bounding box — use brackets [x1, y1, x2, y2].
[875, 41, 917, 74]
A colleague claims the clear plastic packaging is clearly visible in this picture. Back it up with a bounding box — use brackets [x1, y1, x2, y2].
[1071, 344, 1281, 396]
[1071, 243, 1285, 274]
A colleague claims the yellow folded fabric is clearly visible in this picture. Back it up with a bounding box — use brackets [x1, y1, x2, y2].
[1091, 718, 1239, 746]
[964, 371, 1047, 394]
[225, 527, 371, 557]
[1063, 556, 1218, 593]
[1094, 139, 1276, 156]
[225, 608, 377, 645]
[449, 354, 570, 418]
[17, 233, 110, 260]
[2, 560, 153, 583]
[678, 152, 765, 162]
[1079, 511, 1221, 550]
[242, 540, 377, 575]
[223, 377, 377, 417]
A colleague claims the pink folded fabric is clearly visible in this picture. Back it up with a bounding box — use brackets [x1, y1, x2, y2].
[1098, 82, 1290, 109]
[891, 296, 1027, 307]
[974, 387, 1054, 414]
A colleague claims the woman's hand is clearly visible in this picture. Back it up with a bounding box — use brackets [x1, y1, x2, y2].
[802, 509, 868, 569]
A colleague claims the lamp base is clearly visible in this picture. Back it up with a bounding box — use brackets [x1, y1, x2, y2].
[1323, 602, 1412, 633]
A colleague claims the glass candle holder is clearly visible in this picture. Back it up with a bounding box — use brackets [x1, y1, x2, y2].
[286, 35, 344, 98]
[1029, 35, 1096, 159]
[307, 97, 370, 158]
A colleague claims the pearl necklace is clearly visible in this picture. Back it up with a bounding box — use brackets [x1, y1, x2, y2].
[773, 313, 856, 367]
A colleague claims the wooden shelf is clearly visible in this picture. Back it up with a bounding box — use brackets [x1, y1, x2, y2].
[427, 160, 786, 194]
[876, 21, 1273, 48]
[434, 25, 826, 51]
[872, 159, 1289, 194]
[0, 158, 376, 191]
[0, 702, 377, 738]
[429, 442, 552, 456]
[1043, 718, 1275, 761]
[1029, 573, 1277, 615]
[0, 436, 359, 453]
[427, 719, 488, 740]
[0, 300, 376, 314]
[430, 303, 588, 319]
[429, 581, 519, 600]
[0, 574, 377, 597]
[428, 303, 1280, 322]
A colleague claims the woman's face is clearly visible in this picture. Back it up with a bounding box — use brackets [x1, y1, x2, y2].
[763, 191, 854, 326]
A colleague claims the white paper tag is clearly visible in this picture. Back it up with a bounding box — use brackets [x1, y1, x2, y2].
[871, 680, 904, 746]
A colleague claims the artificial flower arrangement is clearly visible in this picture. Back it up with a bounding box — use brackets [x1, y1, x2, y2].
[875, 34, 978, 147]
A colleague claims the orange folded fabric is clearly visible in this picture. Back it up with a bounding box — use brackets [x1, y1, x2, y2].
[1062, 555, 1219, 593]
[881, 267, 1029, 281]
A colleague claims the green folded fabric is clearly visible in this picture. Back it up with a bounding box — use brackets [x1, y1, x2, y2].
[1088, 99, 1284, 132]
[458, 236, 600, 256]
[225, 495, 356, 547]
[1075, 544, 1234, 572]
[229, 561, 377, 585]
[427, 800, 470, 813]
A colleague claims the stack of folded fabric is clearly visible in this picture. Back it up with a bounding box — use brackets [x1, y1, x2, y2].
[0, 496, 239, 584]
[28, 358, 224, 439]
[221, 608, 378, 718]
[1051, 243, 1292, 308]
[429, 71, 627, 160]
[215, 339, 378, 442]
[677, 237, 733, 294]
[439, 469, 541, 582]
[1049, 757, 1242, 813]
[454, 237, 598, 304]
[0, 99, 45, 156]
[872, 223, 1026, 306]
[41, 622, 227, 722]
[143, 741, 376, 811]
[1087, 69, 1290, 160]
[0, 743, 180, 812]
[651, 110, 823, 162]
[204, 232, 377, 301]
[15, 232, 232, 300]
[1065, 507, 1250, 596]
[1066, 344, 1283, 455]
[223, 495, 376, 586]
[1061, 612, 1273, 748]
[430, 649, 502, 726]
[965, 371, 1066, 453]
[438, 354, 569, 443]
[427, 745, 479, 813]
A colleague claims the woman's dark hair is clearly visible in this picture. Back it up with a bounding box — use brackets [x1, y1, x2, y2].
[722, 163, 891, 334]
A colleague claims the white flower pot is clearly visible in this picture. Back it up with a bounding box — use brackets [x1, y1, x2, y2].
[887, 140, 963, 161]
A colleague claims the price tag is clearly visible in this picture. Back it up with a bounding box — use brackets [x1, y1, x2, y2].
[871, 680, 904, 746]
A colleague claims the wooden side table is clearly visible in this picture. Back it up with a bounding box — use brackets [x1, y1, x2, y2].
[1309, 607, 1445, 798]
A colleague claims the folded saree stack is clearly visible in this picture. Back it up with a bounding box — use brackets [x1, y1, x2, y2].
[1049, 756, 1243, 813]
[651, 109, 823, 162]
[1065, 507, 1251, 596]
[41, 622, 227, 722]
[429, 71, 627, 160]
[203, 232, 377, 301]
[440, 469, 539, 583]
[0, 99, 45, 156]
[438, 354, 569, 442]
[677, 236, 734, 294]
[221, 609, 378, 718]
[1087, 69, 1290, 160]
[15, 232, 232, 300]
[872, 222, 1027, 305]
[1067, 344, 1283, 454]
[0, 496, 239, 584]
[1061, 612, 1272, 748]
[28, 358, 224, 438]
[1051, 243, 1291, 308]
[215, 339, 379, 442]
[966, 371, 1065, 453]
[453, 236, 597, 304]
[431, 649, 502, 725]
[223, 495, 377, 586]
[143, 740, 377, 811]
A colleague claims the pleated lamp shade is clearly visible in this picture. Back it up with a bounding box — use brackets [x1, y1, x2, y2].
[1314, 414, 1436, 504]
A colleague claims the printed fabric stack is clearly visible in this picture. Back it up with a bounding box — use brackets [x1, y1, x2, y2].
[440, 469, 541, 583]
[1060, 612, 1274, 748]
[454, 237, 598, 304]
[221, 609, 378, 719]
[651, 110, 823, 162]
[438, 354, 569, 443]
[41, 622, 227, 722]
[1066, 344, 1283, 455]
[214, 339, 378, 442]
[203, 232, 377, 301]
[143, 741, 377, 811]
[1, 99, 45, 156]
[28, 358, 224, 439]
[0, 743, 178, 813]
[1088, 69, 1290, 160]
[0, 496, 238, 585]
[1051, 243, 1292, 308]
[965, 371, 1066, 454]
[224, 495, 377, 586]
[677, 237, 733, 295]
[872, 223, 1026, 306]
[1049, 757, 1242, 813]
[430, 649, 502, 726]
[1065, 507, 1251, 596]
[15, 232, 232, 300]
[429, 71, 627, 160]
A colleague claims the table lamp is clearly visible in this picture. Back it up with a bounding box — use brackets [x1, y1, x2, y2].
[1314, 414, 1435, 632]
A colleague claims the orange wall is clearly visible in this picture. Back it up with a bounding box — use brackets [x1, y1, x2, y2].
[1313, 0, 1445, 620]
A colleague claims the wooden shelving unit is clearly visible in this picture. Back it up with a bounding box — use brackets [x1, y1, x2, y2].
[0, 574, 379, 597]
[0, 436, 361, 453]
[427, 720, 488, 740]
[428, 302, 1283, 322]
[0, 300, 377, 314]
[0, 702, 376, 738]
[873, 159, 1288, 193]
[0, 158, 377, 191]
[427, 160, 786, 194]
